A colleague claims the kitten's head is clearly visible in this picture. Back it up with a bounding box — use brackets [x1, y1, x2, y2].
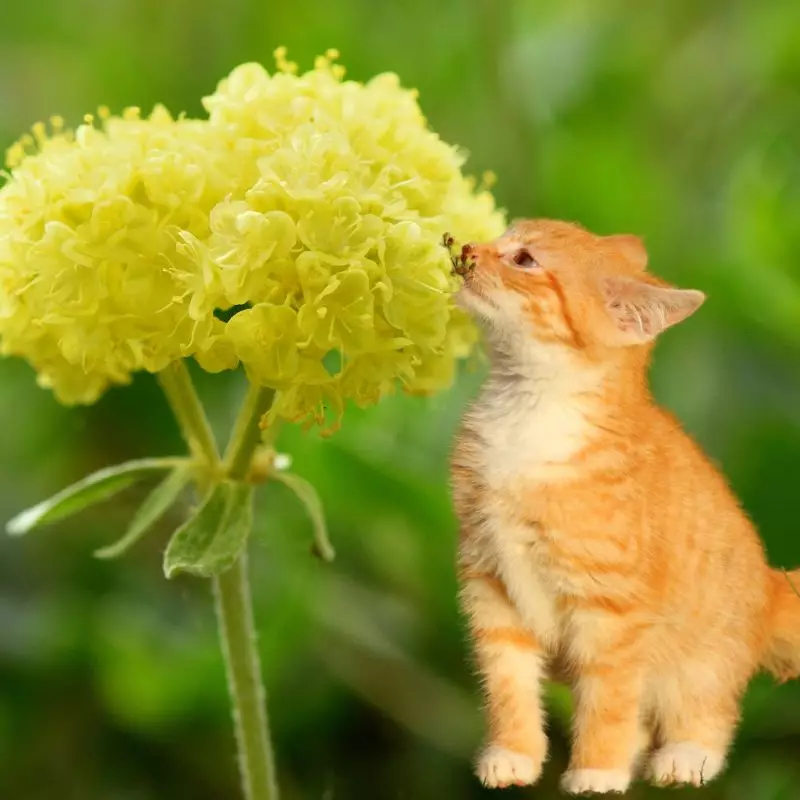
[457, 219, 704, 356]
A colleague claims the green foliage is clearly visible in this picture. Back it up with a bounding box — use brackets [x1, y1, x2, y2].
[5, 458, 181, 536]
[2, 1, 800, 799]
[95, 467, 193, 559]
[163, 482, 254, 578]
[272, 471, 335, 563]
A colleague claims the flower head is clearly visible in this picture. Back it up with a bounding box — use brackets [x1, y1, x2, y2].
[201, 50, 505, 430]
[0, 107, 239, 402]
[0, 50, 505, 427]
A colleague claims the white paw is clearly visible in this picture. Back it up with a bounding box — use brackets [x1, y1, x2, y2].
[560, 769, 631, 795]
[477, 745, 542, 789]
[648, 742, 724, 786]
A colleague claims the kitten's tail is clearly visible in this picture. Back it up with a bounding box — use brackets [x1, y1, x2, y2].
[762, 568, 800, 682]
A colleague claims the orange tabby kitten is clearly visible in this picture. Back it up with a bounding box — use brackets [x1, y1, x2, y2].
[450, 219, 800, 794]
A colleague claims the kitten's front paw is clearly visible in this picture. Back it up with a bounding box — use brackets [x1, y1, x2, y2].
[477, 745, 542, 789]
[560, 768, 631, 795]
[648, 742, 724, 787]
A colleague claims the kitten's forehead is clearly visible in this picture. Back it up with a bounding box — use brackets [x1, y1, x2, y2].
[504, 218, 592, 245]
[495, 219, 647, 275]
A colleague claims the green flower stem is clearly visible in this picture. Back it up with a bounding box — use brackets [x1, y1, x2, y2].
[213, 555, 278, 800]
[224, 385, 277, 480]
[157, 366, 278, 800]
[216, 383, 279, 800]
[157, 361, 220, 467]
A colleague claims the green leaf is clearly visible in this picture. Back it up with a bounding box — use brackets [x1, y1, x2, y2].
[273, 472, 335, 562]
[94, 467, 193, 560]
[6, 458, 184, 536]
[163, 481, 253, 579]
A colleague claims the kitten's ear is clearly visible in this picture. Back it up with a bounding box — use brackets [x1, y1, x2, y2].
[602, 276, 705, 344]
[606, 234, 648, 270]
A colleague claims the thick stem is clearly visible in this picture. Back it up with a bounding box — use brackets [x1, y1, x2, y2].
[214, 555, 278, 800]
[157, 366, 278, 800]
[216, 383, 279, 800]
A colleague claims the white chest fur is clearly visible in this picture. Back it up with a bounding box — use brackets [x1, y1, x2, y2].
[463, 358, 602, 646]
[465, 360, 597, 487]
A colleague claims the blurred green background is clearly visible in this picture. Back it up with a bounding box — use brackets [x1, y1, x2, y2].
[3, 0, 800, 798]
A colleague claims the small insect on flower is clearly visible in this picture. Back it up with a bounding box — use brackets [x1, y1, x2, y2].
[442, 232, 476, 278]
[458, 244, 477, 276]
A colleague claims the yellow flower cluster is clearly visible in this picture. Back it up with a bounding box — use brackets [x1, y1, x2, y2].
[0, 107, 241, 402]
[0, 49, 505, 427]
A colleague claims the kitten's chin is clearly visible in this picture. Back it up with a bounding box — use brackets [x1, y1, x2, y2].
[456, 283, 496, 319]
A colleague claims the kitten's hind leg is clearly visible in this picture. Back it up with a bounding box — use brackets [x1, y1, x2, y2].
[648, 682, 739, 787]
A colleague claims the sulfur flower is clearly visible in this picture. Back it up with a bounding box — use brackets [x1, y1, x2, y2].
[198, 49, 506, 428]
[0, 107, 241, 402]
[0, 49, 505, 427]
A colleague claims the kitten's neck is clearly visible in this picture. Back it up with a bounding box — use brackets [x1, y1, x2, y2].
[481, 335, 650, 425]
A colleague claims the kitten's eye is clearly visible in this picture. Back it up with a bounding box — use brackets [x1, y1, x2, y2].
[511, 248, 539, 269]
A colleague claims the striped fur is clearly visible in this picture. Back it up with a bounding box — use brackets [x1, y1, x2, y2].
[451, 220, 800, 793]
